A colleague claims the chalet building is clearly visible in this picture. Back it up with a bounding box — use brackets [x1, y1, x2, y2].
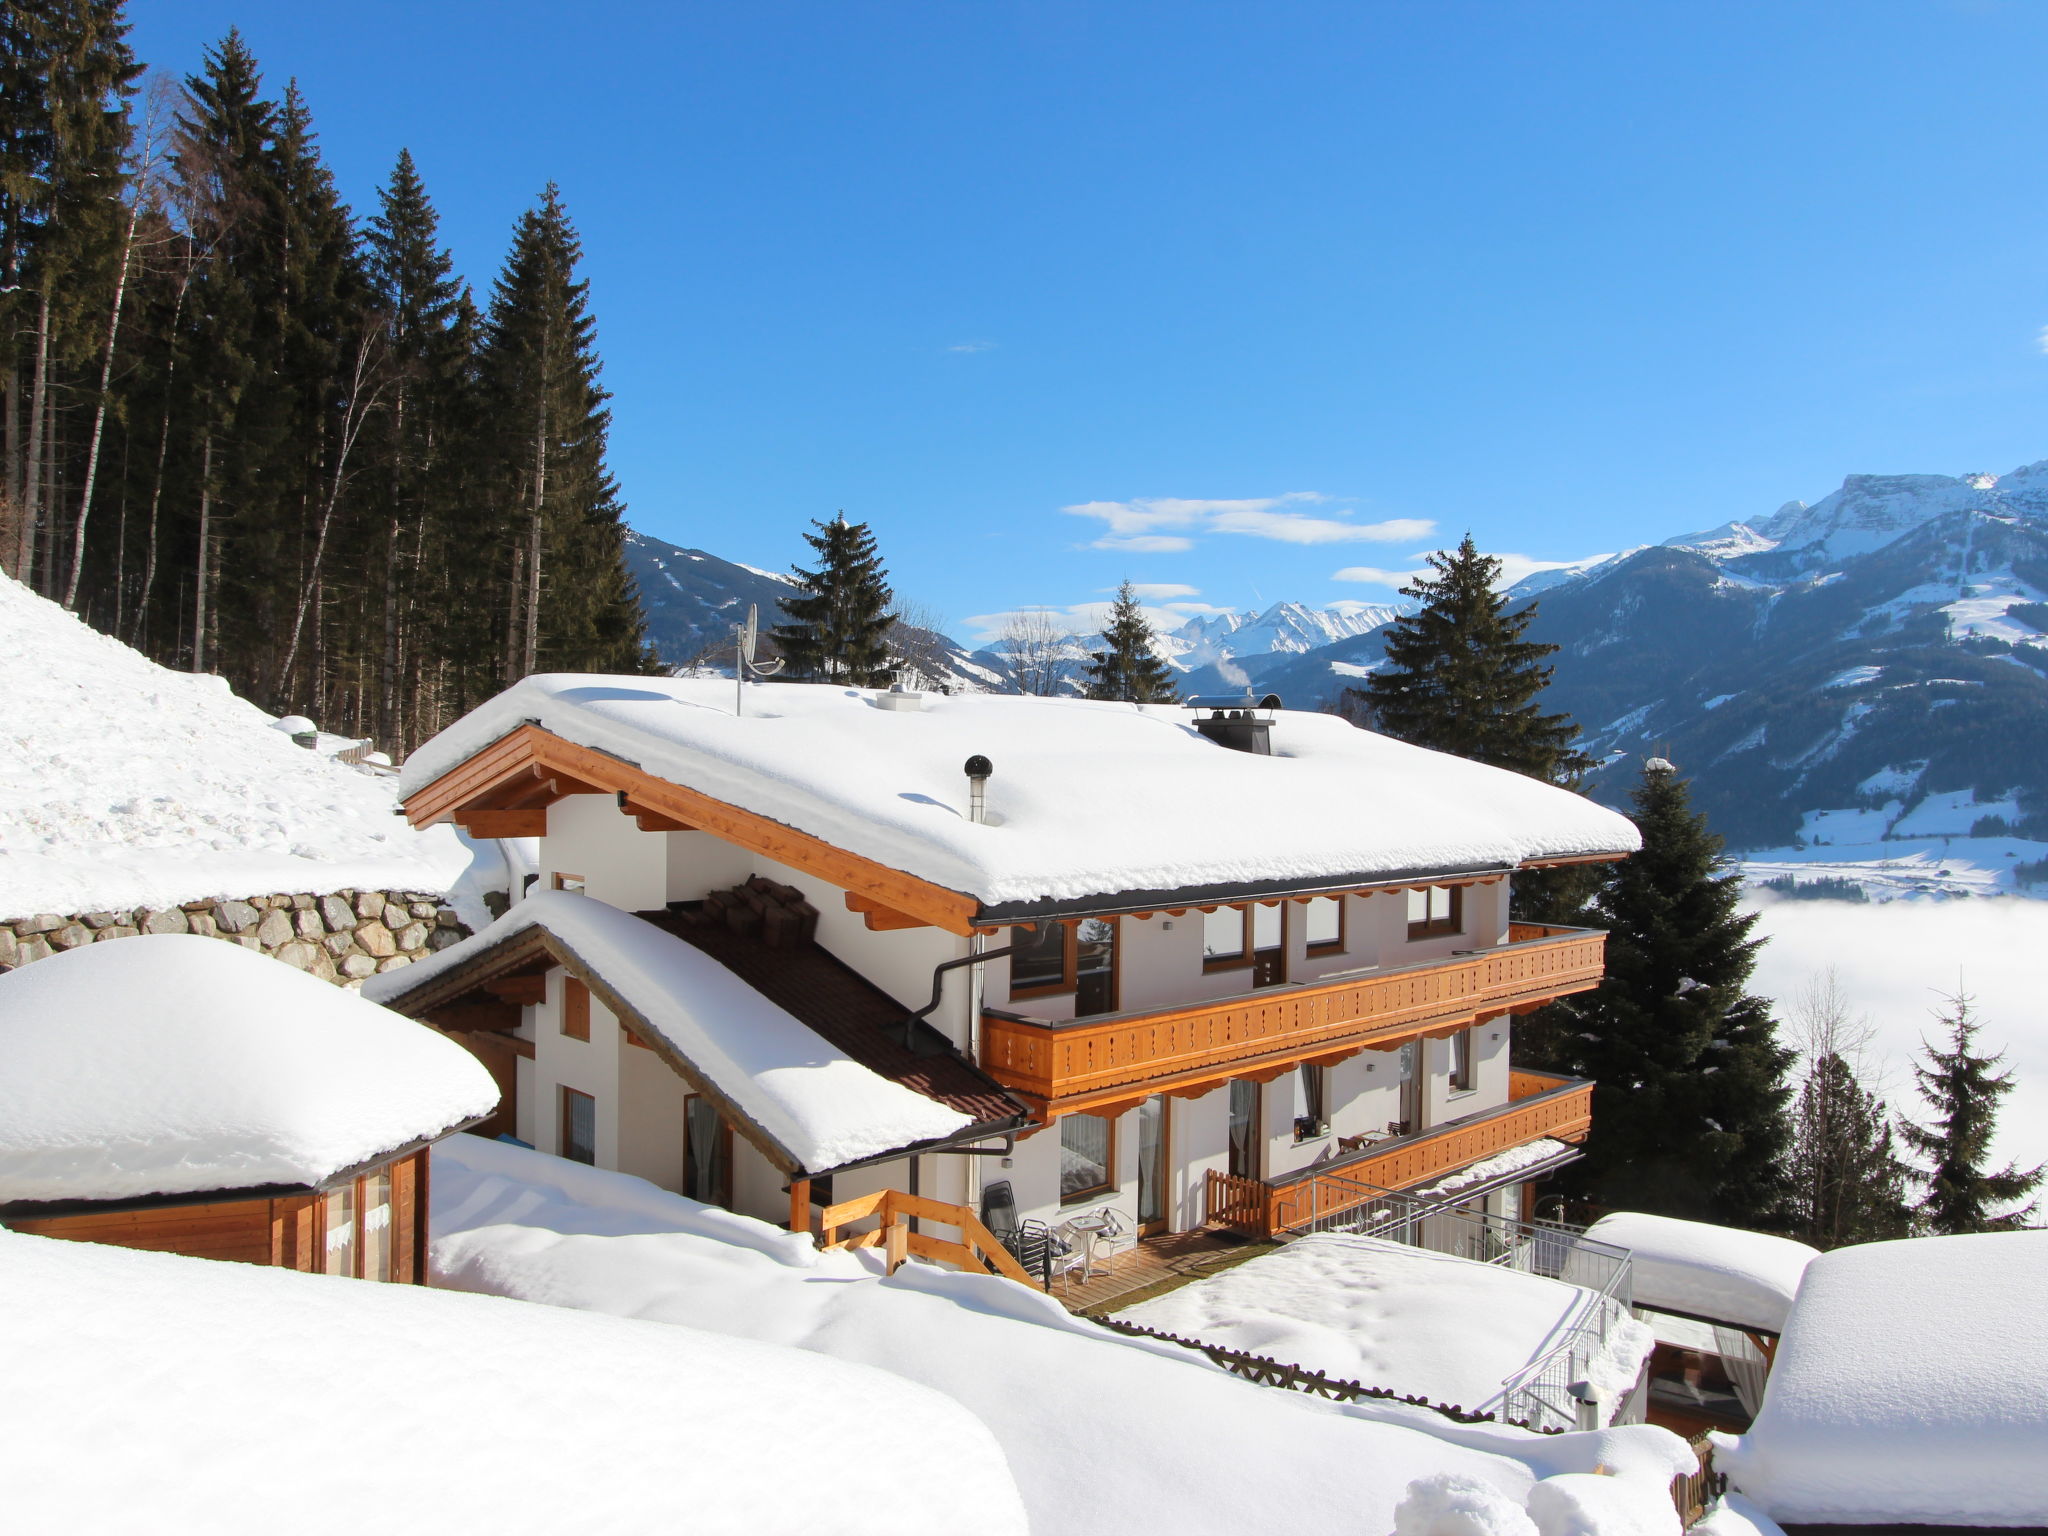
[368, 678, 1638, 1271]
[0, 935, 498, 1280]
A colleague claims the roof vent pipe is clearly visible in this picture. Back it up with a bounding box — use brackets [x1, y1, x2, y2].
[964, 755, 993, 824]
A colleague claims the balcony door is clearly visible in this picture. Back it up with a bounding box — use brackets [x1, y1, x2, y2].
[1250, 902, 1285, 989]
[1226, 1078, 1261, 1181]
[1136, 1096, 1170, 1235]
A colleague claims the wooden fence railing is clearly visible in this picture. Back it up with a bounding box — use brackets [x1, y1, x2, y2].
[1671, 1436, 1725, 1528]
[1203, 1075, 1594, 1238]
[981, 926, 1606, 1113]
[817, 1188, 1036, 1287]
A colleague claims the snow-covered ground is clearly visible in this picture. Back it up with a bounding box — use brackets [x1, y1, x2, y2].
[430, 1134, 1695, 1536]
[0, 573, 472, 920]
[1743, 893, 2048, 1173]
[3, 1224, 1024, 1536]
[1114, 1232, 1654, 1426]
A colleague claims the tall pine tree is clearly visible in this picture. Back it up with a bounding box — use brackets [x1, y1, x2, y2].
[477, 183, 645, 682]
[1361, 535, 1589, 781]
[1527, 759, 1795, 1226]
[1902, 994, 2043, 1234]
[771, 514, 897, 685]
[1083, 580, 1177, 702]
[1789, 1053, 1914, 1247]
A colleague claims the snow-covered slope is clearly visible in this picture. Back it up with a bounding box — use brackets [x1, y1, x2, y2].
[0, 573, 469, 920]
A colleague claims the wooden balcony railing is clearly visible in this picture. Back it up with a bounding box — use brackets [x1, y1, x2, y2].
[1205, 1070, 1595, 1238]
[816, 1188, 1036, 1287]
[981, 925, 1605, 1115]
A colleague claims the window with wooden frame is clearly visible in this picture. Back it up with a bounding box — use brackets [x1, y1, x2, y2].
[1405, 884, 1463, 939]
[683, 1095, 733, 1208]
[1303, 896, 1345, 955]
[1202, 906, 1250, 970]
[560, 976, 591, 1041]
[1448, 1028, 1476, 1095]
[1226, 1079, 1262, 1180]
[551, 872, 586, 892]
[561, 1086, 597, 1165]
[1009, 919, 1118, 1016]
[1059, 1112, 1116, 1205]
[318, 1168, 398, 1281]
[1009, 920, 1073, 998]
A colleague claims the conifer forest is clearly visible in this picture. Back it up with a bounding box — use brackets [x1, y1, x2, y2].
[0, 6, 648, 752]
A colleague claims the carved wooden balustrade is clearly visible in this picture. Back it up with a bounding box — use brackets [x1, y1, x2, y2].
[981, 925, 1605, 1117]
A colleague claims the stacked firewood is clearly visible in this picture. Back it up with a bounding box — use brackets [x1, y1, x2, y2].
[691, 877, 820, 949]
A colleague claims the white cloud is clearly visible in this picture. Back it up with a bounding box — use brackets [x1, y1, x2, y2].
[1063, 493, 1434, 551]
[1122, 583, 1201, 600]
[1331, 563, 1427, 588]
[1094, 534, 1195, 553]
[2036, 324, 2048, 356]
[947, 339, 996, 354]
[961, 595, 1228, 645]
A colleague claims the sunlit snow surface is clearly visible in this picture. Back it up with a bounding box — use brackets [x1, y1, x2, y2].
[0, 573, 471, 918]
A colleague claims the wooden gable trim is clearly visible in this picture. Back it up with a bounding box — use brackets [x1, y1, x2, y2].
[404, 725, 981, 935]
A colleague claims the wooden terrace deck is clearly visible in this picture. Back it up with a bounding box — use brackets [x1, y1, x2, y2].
[1054, 1227, 1276, 1315]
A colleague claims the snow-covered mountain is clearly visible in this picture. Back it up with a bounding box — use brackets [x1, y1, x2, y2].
[1241, 462, 2048, 878]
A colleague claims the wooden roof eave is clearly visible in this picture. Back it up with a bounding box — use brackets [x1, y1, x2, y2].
[402, 724, 982, 936]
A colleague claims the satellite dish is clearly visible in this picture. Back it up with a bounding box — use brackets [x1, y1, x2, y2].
[740, 604, 759, 665]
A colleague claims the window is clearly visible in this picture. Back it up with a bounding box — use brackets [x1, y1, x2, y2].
[1448, 1028, 1476, 1094]
[1010, 919, 1118, 1016]
[683, 1095, 731, 1207]
[1203, 907, 1249, 967]
[1304, 896, 1344, 953]
[1010, 921, 1072, 996]
[551, 872, 585, 893]
[1226, 1079, 1261, 1180]
[1406, 884, 1463, 939]
[317, 1169, 396, 1281]
[561, 1086, 597, 1165]
[1059, 1113, 1115, 1204]
[1294, 1063, 1327, 1142]
[560, 976, 590, 1041]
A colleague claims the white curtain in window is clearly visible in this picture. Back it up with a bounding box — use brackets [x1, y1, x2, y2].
[1711, 1326, 1772, 1419]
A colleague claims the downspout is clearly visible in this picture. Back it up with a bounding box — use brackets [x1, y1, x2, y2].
[902, 935, 1025, 1050]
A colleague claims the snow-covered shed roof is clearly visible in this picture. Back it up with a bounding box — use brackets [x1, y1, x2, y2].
[400, 677, 1641, 916]
[1583, 1212, 1819, 1334]
[1114, 1231, 1654, 1427]
[2, 1224, 1025, 1536]
[364, 891, 990, 1172]
[430, 1133, 1700, 1536]
[0, 936, 498, 1206]
[1717, 1231, 2048, 1528]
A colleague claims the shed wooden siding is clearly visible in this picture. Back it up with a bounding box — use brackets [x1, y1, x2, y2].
[6, 1150, 433, 1283]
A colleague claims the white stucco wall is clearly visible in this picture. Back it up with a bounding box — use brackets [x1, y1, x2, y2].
[539, 793, 667, 912]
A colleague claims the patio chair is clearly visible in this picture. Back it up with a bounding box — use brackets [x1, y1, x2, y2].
[980, 1179, 1020, 1250]
[1008, 1218, 1086, 1291]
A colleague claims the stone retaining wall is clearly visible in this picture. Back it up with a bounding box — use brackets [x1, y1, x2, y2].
[0, 889, 468, 985]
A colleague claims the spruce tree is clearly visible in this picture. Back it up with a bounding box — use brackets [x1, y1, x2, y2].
[1902, 995, 2043, 1234]
[771, 515, 898, 684]
[1362, 534, 1589, 781]
[477, 184, 646, 681]
[1083, 580, 1177, 702]
[1789, 1053, 1914, 1247]
[1530, 759, 1795, 1225]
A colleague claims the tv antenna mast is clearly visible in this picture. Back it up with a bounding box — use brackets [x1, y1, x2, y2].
[733, 604, 784, 716]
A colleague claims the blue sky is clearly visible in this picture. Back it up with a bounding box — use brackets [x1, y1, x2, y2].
[130, 1, 2048, 640]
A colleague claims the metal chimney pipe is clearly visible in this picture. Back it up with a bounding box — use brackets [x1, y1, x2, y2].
[964, 755, 994, 824]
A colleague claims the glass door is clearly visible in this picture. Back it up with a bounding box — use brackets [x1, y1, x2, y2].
[1251, 902, 1285, 988]
[1227, 1079, 1261, 1180]
[1136, 1096, 1169, 1235]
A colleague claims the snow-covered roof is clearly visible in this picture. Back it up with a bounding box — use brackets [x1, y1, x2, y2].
[2, 1224, 1023, 1536]
[400, 677, 1641, 911]
[0, 573, 470, 919]
[1717, 1231, 2048, 1527]
[430, 1134, 1698, 1536]
[1114, 1232, 1653, 1425]
[1583, 1212, 1819, 1334]
[364, 891, 974, 1171]
[0, 936, 498, 1205]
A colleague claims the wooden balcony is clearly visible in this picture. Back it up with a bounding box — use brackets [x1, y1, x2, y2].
[1206, 1069, 1595, 1238]
[980, 923, 1605, 1117]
